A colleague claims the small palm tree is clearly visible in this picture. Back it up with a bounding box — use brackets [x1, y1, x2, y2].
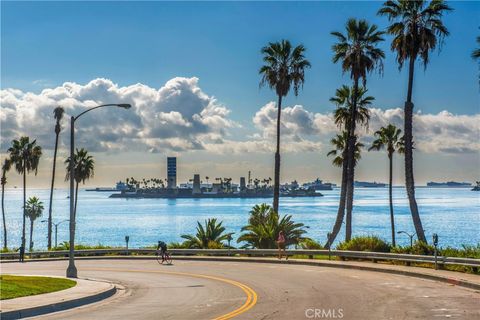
[473, 35, 480, 60]
[181, 218, 233, 249]
[25, 196, 44, 251]
[237, 204, 309, 249]
[331, 18, 385, 242]
[1, 158, 12, 250]
[7, 137, 42, 250]
[259, 39, 311, 214]
[378, 0, 452, 243]
[327, 132, 364, 167]
[369, 124, 404, 246]
[65, 148, 94, 219]
[47, 106, 65, 250]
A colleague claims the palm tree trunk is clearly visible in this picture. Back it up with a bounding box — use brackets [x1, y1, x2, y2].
[22, 159, 26, 250]
[29, 219, 34, 252]
[47, 132, 60, 250]
[345, 79, 359, 241]
[273, 95, 282, 214]
[2, 179, 7, 250]
[404, 56, 426, 243]
[325, 155, 348, 248]
[389, 153, 395, 247]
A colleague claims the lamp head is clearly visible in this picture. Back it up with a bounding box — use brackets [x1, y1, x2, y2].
[117, 104, 132, 109]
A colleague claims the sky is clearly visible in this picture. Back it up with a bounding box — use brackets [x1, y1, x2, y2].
[1, 1, 479, 188]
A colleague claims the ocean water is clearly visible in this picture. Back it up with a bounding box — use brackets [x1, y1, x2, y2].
[1, 187, 479, 250]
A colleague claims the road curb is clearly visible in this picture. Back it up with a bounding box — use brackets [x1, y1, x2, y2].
[0, 280, 118, 320]
[3, 255, 479, 291]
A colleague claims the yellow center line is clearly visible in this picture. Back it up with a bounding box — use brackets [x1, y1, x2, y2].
[82, 267, 257, 320]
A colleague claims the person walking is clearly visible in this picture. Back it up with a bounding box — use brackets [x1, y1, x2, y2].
[277, 231, 287, 260]
[18, 245, 25, 262]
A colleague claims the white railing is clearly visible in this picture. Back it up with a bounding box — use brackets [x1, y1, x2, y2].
[1, 248, 478, 268]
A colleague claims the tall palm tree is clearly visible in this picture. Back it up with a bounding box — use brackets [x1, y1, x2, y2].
[331, 18, 384, 242]
[325, 84, 374, 247]
[378, 0, 452, 242]
[25, 196, 44, 251]
[7, 137, 42, 251]
[369, 124, 404, 246]
[47, 106, 65, 250]
[1, 158, 12, 250]
[238, 204, 310, 249]
[259, 39, 311, 214]
[65, 148, 94, 219]
[331, 85, 372, 244]
[181, 218, 233, 249]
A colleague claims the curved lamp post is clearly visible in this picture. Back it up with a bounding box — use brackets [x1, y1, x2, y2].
[397, 230, 416, 250]
[42, 219, 69, 248]
[67, 103, 131, 278]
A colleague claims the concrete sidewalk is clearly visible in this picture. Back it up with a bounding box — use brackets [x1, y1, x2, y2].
[1, 276, 118, 320]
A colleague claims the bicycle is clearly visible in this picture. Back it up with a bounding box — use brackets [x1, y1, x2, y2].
[156, 250, 173, 265]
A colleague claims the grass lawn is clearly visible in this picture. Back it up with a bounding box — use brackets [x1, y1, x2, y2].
[0, 275, 76, 300]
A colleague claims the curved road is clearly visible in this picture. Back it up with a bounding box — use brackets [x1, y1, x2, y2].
[2, 259, 479, 319]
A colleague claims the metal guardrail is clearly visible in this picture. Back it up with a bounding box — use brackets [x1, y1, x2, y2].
[1, 248, 478, 268]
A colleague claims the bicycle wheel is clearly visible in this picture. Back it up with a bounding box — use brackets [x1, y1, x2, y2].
[156, 251, 163, 264]
[164, 253, 173, 265]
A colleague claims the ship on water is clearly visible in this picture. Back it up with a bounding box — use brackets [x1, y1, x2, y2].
[302, 178, 334, 191]
[426, 181, 472, 188]
[354, 181, 387, 188]
[86, 181, 128, 192]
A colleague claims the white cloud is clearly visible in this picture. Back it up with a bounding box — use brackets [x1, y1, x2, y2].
[1, 77, 235, 153]
[1, 78, 478, 156]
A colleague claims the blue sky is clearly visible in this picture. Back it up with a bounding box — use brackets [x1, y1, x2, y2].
[2, 1, 479, 117]
[1, 1, 479, 187]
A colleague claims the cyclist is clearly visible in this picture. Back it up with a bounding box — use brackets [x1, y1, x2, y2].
[157, 240, 168, 262]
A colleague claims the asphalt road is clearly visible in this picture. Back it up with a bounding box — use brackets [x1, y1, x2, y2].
[2, 259, 479, 320]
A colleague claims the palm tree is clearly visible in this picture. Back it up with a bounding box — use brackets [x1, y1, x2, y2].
[237, 204, 309, 249]
[369, 124, 404, 246]
[65, 148, 94, 219]
[473, 35, 480, 60]
[331, 18, 384, 242]
[1, 158, 12, 250]
[25, 196, 44, 251]
[327, 132, 364, 168]
[378, 0, 452, 242]
[259, 40, 311, 214]
[327, 85, 373, 246]
[47, 106, 65, 250]
[7, 137, 42, 251]
[181, 218, 233, 249]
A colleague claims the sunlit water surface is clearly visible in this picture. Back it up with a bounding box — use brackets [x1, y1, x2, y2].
[2, 187, 479, 249]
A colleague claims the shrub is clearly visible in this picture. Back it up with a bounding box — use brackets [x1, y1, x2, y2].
[337, 236, 391, 252]
[299, 238, 324, 249]
[52, 241, 112, 251]
[391, 241, 435, 255]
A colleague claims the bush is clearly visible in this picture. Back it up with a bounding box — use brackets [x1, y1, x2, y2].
[52, 241, 112, 251]
[441, 244, 480, 259]
[299, 238, 324, 249]
[168, 242, 187, 249]
[391, 241, 435, 255]
[337, 236, 391, 252]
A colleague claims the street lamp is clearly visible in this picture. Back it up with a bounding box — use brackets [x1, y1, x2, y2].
[67, 103, 131, 278]
[397, 231, 416, 251]
[42, 219, 69, 248]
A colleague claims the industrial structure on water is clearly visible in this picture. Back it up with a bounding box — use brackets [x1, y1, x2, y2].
[110, 157, 324, 199]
